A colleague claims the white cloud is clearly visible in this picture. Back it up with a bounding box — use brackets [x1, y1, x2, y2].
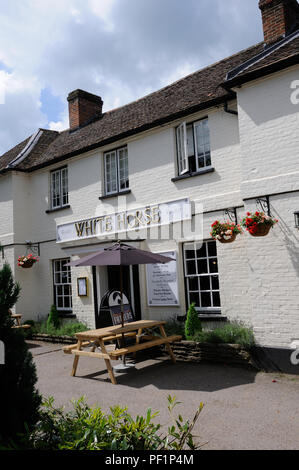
[0, 0, 262, 155]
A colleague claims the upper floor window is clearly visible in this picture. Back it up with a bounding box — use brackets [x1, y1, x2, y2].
[104, 146, 129, 195]
[176, 118, 211, 176]
[51, 167, 69, 209]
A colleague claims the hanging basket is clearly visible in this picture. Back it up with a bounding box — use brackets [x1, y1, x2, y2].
[20, 259, 35, 268]
[249, 223, 272, 237]
[218, 233, 237, 244]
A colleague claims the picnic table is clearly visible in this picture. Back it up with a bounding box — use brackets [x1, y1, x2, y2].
[63, 320, 182, 385]
[10, 312, 31, 329]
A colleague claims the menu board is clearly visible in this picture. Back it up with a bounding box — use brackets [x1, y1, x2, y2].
[146, 251, 179, 306]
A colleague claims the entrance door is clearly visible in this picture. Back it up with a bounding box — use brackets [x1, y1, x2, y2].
[107, 265, 141, 321]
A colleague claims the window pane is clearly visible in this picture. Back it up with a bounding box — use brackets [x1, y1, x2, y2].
[201, 292, 212, 308]
[194, 119, 211, 170]
[187, 125, 194, 157]
[189, 292, 200, 307]
[211, 275, 219, 290]
[207, 241, 217, 257]
[118, 148, 129, 190]
[185, 244, 195, 259]
[200, 276, 210, 291]
[212, 291, 221, 307]
[197, 259, 208, 274]
[197, 157, 205, 168]
[186, 260, 196, 275]
[209, 258, 218, 273]
[188, 277, 199, 291]
[196, 243, 206, 258]
[105, 152, 117, 194]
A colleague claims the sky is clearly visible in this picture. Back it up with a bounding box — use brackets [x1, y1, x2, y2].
[0, 0, 263, 155]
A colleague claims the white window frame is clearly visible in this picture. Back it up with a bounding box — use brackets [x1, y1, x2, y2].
[176, 118, 211, 175]
[176, 122, 189, 175]
[193, 119, 211, 171]
[183, 240, 221, 312]
[104, 146, 129, 195]
[53, 258, 72, 312]
[51, 167, 69, 210]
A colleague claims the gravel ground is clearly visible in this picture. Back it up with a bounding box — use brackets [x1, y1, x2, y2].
[28, 340, 299, 450]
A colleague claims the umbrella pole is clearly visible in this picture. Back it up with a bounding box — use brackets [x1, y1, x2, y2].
[119, 265, 126, 366]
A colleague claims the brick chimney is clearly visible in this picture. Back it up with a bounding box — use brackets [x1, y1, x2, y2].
[67, 89, 103, 130]
[259, 0, 299, 44]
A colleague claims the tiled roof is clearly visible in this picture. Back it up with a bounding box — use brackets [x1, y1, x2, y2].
[1, 31, 298, 173]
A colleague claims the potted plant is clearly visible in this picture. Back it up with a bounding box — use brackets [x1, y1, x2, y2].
[241, 211, 278, 237]
[210, 220, 243, 244]
[18, 254, 39, 268]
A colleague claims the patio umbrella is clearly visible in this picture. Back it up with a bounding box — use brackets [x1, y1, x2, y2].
[67, 242, 174, 369]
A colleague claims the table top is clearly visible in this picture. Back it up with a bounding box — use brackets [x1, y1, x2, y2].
[75, 320, 166, 340]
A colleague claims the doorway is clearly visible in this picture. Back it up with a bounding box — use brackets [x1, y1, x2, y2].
[107, 265, 141, 321]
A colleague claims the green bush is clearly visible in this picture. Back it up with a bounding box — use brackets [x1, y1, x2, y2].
[10, 396, 203, 450]
[0, 263, 41, 446]
[47, 304, 60, 330]
[30, 320, 88, 337]
[185, 303, 202, 340]
[164, 319, 185, 338]
[192, 321, 255, 348]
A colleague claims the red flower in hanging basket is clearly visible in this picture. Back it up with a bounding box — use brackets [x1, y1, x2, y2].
[241, 211, 278, 237]
[210, 220, 243, 243]
[18, 254, 39, 268]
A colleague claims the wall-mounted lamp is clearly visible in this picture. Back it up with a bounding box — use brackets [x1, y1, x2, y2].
[294, 212, 299, 228]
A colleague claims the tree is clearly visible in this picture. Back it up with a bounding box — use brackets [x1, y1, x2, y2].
[47, 304, 60, 330]
[0, 263, 41, 446]
[185, 303, 202, 340]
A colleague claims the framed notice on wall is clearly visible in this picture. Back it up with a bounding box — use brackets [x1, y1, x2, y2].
[77, 277, 88, 297]
[146, 251, 179, 306]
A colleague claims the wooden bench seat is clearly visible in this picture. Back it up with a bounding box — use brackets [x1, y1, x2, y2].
[63, 331, 137, 354]
[109, 335, 182, 358]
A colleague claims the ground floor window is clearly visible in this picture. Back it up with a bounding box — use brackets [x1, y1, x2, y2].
[183, 240, 221, 313]
[53, 258, 72, 312]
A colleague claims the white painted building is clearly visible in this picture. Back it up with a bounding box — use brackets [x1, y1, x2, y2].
[1, 0, 299, 349]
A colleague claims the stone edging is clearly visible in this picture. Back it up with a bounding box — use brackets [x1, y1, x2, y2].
[169, 340, 258, 370]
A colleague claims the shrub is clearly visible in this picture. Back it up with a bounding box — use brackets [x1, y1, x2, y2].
[185, 303, 202, 340]
[164, 319, 186, 339]
[30, 320, 88, 337]
[47, 304, 60, 330]
[11, 396, 203, 450]
[192, 321, 255, 348]
[0, 263, 41, 446]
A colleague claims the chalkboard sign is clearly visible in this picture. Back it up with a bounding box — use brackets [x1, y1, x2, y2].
[146, 251, 179, 306]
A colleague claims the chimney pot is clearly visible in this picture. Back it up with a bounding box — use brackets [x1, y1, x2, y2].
[67, 89, 103, 130]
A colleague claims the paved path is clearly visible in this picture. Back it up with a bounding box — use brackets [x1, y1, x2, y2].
[28, 340, 299, 450]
